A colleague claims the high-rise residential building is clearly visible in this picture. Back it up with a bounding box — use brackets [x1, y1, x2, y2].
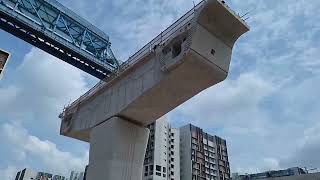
[143, 117, 180, 180]
[180, 124, 230, 180]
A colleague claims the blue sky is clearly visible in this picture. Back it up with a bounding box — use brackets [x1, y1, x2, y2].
[1, 0, 320, 179]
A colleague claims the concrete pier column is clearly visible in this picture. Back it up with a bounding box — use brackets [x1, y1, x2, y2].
[86, 117, 149, 180]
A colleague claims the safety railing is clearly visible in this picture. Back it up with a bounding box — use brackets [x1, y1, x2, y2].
[122, 1, 206, 69]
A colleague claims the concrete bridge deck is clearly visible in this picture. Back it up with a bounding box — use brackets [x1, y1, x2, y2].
[59, 0, 249, 142]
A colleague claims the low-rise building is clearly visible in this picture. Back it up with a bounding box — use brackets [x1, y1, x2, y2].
[232, 167, 320, 180]
[15, 168, 67, 180]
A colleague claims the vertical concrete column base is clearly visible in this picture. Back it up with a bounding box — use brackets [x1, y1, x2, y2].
[86, 117, 149, 180]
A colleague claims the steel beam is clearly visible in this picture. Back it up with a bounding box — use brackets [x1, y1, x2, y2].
[0, 0, 119, 79]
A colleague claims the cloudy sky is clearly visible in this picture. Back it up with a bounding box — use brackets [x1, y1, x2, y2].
[1, 0, 320, 179]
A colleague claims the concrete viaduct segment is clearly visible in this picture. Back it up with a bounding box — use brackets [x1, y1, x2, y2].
[59, 0, 249, 179]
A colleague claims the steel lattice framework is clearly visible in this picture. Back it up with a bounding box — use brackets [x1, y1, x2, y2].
[0, 0, 119, 79]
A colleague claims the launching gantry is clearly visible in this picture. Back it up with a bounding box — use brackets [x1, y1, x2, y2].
[59, 0, 249, 179]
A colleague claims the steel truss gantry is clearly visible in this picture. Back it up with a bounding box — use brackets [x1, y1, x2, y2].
[0, 0, 119, 79]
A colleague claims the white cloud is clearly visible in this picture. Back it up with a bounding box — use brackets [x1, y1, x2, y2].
[60, 0, 201, 61]
[0, 47, 90, 179]
[281, 121, 320, 168]
[0, 48, 89, 128]
[233, 158, 281, 175]
[262, 158, 281, 171]
[169, 0, 320, 171]
[1, 122, 88, 178]
[170, 72, 275, 135]
[0, 166, 19, 180]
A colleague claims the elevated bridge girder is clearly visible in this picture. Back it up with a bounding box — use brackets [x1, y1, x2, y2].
[59, 0, 249, 142]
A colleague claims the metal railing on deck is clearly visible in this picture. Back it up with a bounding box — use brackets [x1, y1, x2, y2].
[120, 0, 206, 69]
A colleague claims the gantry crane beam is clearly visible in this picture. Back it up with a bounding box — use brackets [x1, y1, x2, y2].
[0, 0, 119, 79]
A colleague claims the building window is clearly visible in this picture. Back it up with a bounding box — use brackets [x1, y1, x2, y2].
[156, 165, 161, 171]
[163, 167, 166, 173]
[156, 172, 161, 176]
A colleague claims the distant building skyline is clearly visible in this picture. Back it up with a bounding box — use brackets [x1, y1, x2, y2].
[14, 168, 85, 180]
[232, 167, 320, 180]
[15, 168, 67, 180]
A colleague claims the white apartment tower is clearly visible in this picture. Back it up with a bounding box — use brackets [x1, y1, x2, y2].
[143, 117, 180, 180]
[180, 124, 230, 180]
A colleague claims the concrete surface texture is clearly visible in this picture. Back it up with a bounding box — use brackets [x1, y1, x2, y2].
[60, 0, 249, 142]
[86, 117, 149, 180]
